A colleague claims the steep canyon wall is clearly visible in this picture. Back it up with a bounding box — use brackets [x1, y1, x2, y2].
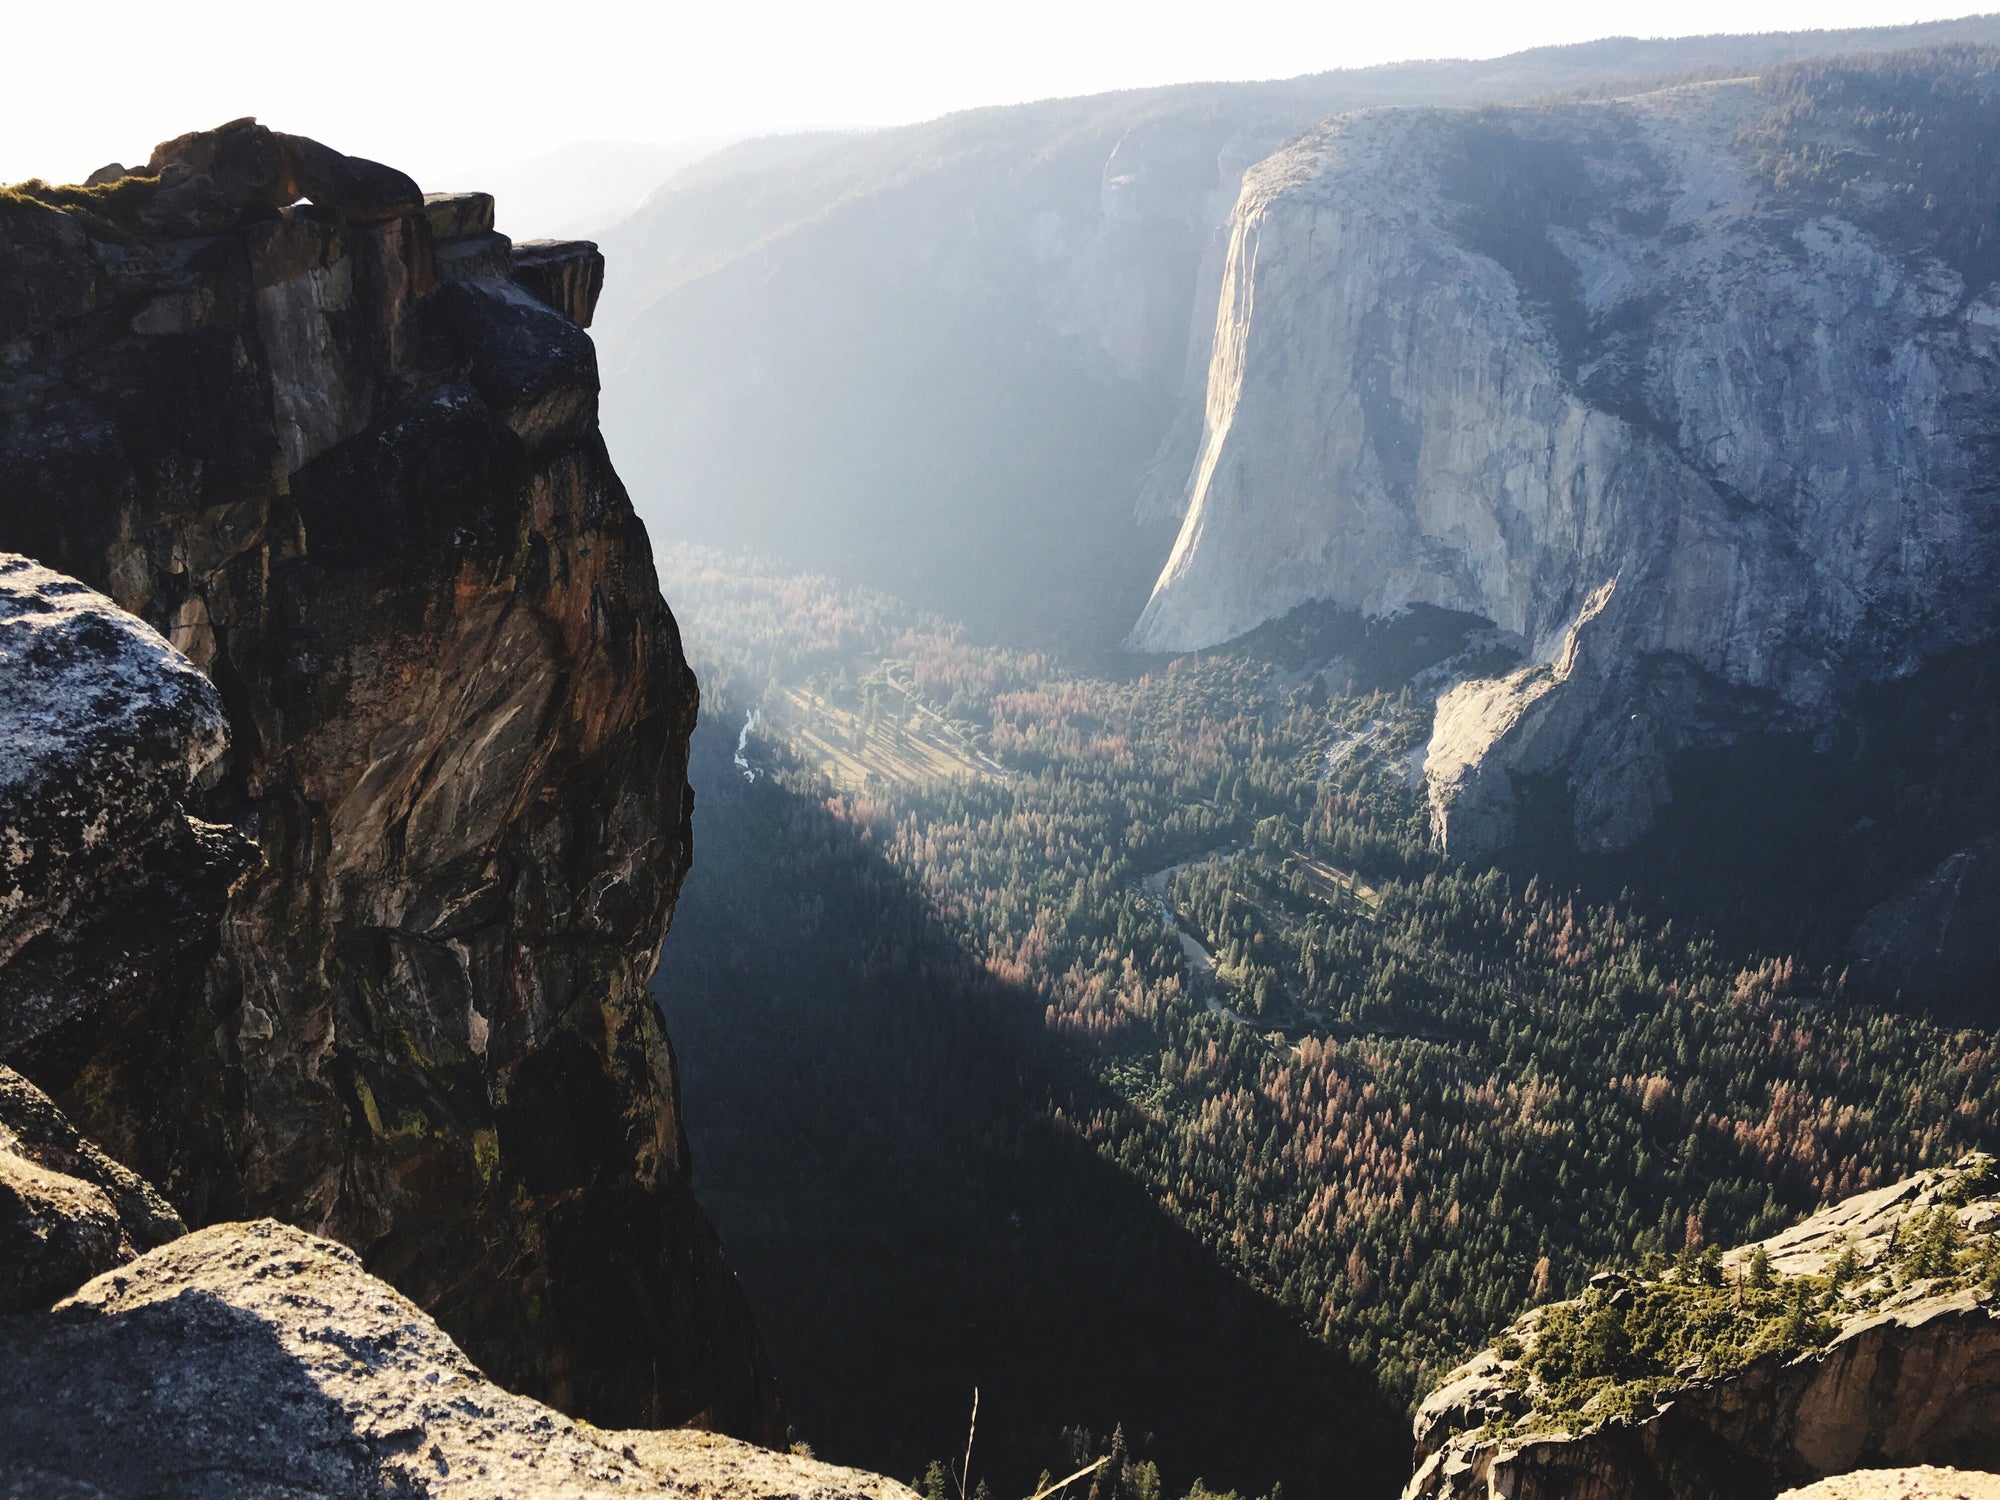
[0, 119, 778, 1439]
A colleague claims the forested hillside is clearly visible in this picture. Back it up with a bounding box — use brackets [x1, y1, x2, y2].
[651, 548, 2000, 1500]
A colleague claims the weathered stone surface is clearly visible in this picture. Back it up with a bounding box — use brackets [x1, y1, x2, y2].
[0, 1065, 183, 1314]
[513, 238, 607, 328]
[433, 228, 514, 283]
[0, 1218, 910, 1499]
[423, 190, 496, 241]
[0, 197, 100, 340]
[0, 127, 779, 1441]
[1407, 1159, 2000, 1500]
[1130, 68, 2000, 857]
[438, 277, 598, 451]
[0, 555, 240, 1053]
[1781, 1469, 2000, 1500]
[607, 1429, 918, 1500]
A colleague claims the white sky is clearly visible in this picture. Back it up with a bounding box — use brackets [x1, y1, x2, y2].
[2, 0, 1987, 188]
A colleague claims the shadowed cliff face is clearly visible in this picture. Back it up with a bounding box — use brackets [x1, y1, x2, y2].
[0, 119, 779, 1441]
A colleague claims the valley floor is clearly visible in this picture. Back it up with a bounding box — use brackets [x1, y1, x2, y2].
[651, 546, 2000, 1500]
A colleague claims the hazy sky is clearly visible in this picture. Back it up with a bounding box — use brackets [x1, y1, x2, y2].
[3, 0, 1986, 188]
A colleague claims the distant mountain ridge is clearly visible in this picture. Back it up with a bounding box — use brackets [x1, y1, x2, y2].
[592, 14, 2000, 658]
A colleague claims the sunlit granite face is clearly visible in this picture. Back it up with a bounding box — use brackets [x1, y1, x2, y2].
[1132, 74, 2000, 857]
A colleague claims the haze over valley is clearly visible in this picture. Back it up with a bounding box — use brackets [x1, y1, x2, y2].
[4, 8, 2000, 1500]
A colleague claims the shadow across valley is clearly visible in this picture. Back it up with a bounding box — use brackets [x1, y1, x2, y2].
[653, 701, 1405, 1500]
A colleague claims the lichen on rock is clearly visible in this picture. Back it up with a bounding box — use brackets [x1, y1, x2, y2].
[0, 554, 241, 1054]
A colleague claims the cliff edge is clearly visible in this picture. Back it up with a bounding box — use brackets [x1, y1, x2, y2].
[0, 554, 898, 1495]
[0, 119, 778, 1439]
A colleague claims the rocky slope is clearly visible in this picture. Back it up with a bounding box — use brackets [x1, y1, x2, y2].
[594, 18, 2000, 657]
[1130, 50, 2000, 859]
[1407, 1157, 2000, 1500]
[0, 121, 777, 1438]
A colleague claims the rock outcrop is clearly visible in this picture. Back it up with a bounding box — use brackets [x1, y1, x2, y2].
[1781, 1471, 2000, 1500]
[0, 120, 778, 1439]
[1407, 1158, 2000, 1500]
[0, 1217, 912, 1500]
[1130, 54, 2000, 858]
[0, 554, 247, 1055]
[0, 1063, 185, 1317]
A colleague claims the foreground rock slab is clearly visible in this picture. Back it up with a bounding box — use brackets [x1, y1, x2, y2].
[1781, 1471, 2000, 1500]
[0, 1218, 914, 1500]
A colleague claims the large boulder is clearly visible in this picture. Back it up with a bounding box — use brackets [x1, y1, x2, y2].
[512, 239, 607, 328]
[148, 117, 423, 224]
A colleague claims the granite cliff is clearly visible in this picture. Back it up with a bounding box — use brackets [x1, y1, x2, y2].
[0, 119, 778, 1440]
[1407, 1157, 2000, 1500]
[1130, 50, 2000, 859]
[0, 1209, 900, 1500]
[0, 557, 893, 1494]
[593, 19, 2000, 657]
